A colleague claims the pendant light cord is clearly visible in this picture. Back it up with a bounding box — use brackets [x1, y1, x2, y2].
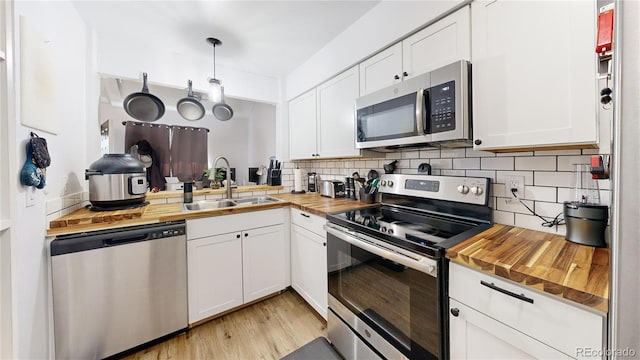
[212, 42, 216, 79]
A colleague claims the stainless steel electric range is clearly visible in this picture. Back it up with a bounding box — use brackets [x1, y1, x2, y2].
[325, 174, 492, 360]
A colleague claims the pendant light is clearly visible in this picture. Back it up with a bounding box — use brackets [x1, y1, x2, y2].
[207, 37, 234, 121]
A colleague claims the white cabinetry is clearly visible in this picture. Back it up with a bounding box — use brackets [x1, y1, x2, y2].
[290, 208, 327, 319]
[471, 0, 598, 150]
[449, 263, 606, 360]
[186, 208, 288, 324]
[359, 6, 471, 96]
[289, 66, 360, 160]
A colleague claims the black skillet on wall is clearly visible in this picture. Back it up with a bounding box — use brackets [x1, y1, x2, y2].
[123, 73, 165, 122]
[177, 80, 205, 121]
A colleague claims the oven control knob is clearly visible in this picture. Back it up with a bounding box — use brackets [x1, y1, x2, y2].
[381, 226, 387, 232]
[387, 180, 394, 187]
[427, 264, 436, 274]
[457, 185, 469, 194]
[381, 180, 387, 186]
[470, 186, 483, 195]
[387, 228, 394, 235]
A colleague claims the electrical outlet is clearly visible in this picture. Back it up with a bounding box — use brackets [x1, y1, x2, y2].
[26, 187, 36, 207]
[504, 175, 525, 198]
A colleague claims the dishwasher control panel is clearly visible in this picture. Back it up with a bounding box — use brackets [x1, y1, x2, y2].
[150, 228, 185, 239]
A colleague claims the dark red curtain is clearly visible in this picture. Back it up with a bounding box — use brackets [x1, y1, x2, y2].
[170, 126, 208, 182]
[124, 121, 171, 190]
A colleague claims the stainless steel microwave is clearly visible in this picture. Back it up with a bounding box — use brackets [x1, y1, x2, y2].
[355, 60, 471, 150]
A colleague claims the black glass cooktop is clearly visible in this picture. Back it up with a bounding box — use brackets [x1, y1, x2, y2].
[327, 204, 487, 258]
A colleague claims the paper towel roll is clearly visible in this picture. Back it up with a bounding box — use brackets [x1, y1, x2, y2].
[294, 169, 303, 192]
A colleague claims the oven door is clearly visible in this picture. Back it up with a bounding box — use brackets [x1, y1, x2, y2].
[326, 224, 442, 360]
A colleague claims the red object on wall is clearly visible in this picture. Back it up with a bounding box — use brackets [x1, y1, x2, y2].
[596, 8, 614, 54]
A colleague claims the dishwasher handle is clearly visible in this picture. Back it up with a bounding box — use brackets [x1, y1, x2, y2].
[103, 233, 149, 246]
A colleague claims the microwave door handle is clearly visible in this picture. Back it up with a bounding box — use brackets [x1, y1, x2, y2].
[416, 89, 425, 134]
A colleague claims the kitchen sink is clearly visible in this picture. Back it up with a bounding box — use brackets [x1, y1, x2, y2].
[183, 199, 237, 211]
[182, 196, 282, 212]
[234, 196, 282, 205]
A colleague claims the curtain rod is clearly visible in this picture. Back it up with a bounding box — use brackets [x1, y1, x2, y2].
[122, 121, 210, 132]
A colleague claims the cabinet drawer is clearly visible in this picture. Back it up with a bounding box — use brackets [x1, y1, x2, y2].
[187, 208, 285, 240]
[449, 263, 605, 359]
[290, 208, 325, 236]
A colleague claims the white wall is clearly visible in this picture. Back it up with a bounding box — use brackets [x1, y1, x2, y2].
[10, 1, 96, 358]
[96, 34, 280, 105]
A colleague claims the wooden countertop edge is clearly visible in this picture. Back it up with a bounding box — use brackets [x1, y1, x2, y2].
[446, 225, 609, 313]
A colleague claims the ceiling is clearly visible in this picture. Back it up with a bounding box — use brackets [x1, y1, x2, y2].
[73, 0, 381, 78]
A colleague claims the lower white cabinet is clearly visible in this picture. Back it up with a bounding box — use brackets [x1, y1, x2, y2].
[186, 208, 288, 324]
[290, 208, 327, 319]
[449, 262, 606, 360]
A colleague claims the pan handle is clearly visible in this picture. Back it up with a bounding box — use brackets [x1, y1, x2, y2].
[141, 72, 149, 94]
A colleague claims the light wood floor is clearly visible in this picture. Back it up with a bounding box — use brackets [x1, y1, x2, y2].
[120, 289, 327, 360]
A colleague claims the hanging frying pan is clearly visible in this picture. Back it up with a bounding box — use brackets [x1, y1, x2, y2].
[177, 80, 205, 121]
[212, 86, 234, 121]
[123, 73, 165, 122]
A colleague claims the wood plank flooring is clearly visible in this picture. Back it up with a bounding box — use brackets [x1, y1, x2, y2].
[120, 290, 327, 360]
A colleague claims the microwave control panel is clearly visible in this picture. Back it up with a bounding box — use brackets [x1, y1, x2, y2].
[429, 80, 456, 133]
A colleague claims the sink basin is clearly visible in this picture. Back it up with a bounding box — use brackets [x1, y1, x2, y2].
[182, 196, 282, 212]
[234, 196, 282, 205]
[183, 199, 236, 211]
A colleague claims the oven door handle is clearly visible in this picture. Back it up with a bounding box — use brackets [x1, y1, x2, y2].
[325, 225, 437, 277]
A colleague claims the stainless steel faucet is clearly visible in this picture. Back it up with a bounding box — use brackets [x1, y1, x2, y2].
[213, 156, 232, 199]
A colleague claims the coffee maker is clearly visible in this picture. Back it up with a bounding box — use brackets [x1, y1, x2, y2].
[308, 172, 319, 192]
[563, 164, 608, 247]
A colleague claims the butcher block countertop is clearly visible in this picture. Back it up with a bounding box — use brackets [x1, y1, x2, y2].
[446, 224, 609, 312]
[46, 191, 375, 237]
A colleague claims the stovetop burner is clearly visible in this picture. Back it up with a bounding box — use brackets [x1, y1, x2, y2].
[88, 201, 149, 212]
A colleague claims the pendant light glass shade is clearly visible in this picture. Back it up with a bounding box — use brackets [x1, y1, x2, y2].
[207, 37, 233, 121]
[208, 78, 222, 103]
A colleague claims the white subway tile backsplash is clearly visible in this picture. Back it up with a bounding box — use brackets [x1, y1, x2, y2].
[297, 144, 605, 234]
[523, 186, 557, 202]
[492, 210, 515, 226]
[466, 170, 496, 183]
[453, 158, 480, 170]
[429, 158, 453, 170]
[419, 149, 441, 158]
[481, 157, 513, 170]
[556, 155, 592, 171]
[441, 170, 465, 176]
[534, 171, 574, 187]
[496, 171, 534, 186]
[496, 198, 534, 215]
[441, 148, 466, 158]
[515, 156, 556, 171]
[515, 214, 565, 235]
[466, 148, 495, 158]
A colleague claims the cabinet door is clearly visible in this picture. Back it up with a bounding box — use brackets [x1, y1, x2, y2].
[291, 223, 328, 319]
[449, 299, 572, 360]
[289, 88, 318, 160]
[471, 0, 597, 150]
[359, 42, 403, 95]
[242, 224, 287, 303]
[402, 6, 470, 80]
[317, 66, 360, 158]
[187, 232, 243, 324]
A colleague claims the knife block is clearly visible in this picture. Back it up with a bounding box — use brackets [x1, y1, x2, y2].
[267, 169, 282, 186]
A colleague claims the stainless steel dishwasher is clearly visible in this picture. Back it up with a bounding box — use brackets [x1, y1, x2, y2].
[51, 221, 188, 359]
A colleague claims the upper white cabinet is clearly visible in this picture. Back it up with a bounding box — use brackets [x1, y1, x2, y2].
[289, 66, 360, 160]
[359, 6, 471, 96]
[471, 0, 598, 151]
[289, 88, 317, 160]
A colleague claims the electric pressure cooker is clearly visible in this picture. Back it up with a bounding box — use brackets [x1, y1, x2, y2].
[85, 154, 148, 208]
